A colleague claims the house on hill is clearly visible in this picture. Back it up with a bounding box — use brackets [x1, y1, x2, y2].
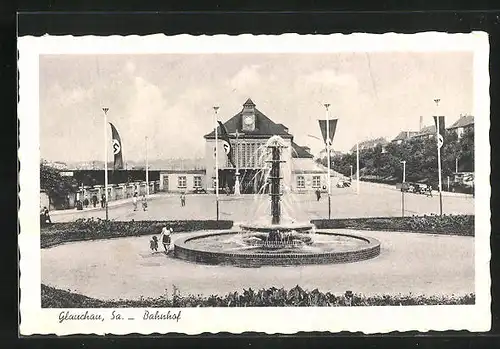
[391, 131, 419, 144]
[448, 115, 474, 138]
[412, 125, 436, 140]
[350, 137, 389, 152]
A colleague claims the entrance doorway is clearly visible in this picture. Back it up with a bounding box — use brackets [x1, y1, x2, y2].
[162, 175, 169, 192]
[219, 169, 267, 194]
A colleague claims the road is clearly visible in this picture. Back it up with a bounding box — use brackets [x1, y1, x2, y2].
[51, 181, 474, 223]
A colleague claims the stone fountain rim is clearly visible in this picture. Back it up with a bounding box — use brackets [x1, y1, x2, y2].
[239, 222, 314, 231]
[173, 230, 381, 258]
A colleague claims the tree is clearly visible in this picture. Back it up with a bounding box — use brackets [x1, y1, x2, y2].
[40, 160, 78, 208]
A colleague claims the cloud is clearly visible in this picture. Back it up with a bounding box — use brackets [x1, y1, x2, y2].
[125, 61, 136, 74]
[301, 69, 358, 89]
[229, 65, 262, 91]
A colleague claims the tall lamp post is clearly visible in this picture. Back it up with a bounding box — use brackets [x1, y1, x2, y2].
[356, 142, 360, 194]
[400, 160, 406, 217]
[214, 106, 220, 220]
[233, 130, 241, 196]
[350, 165, 353, 182]
[145, 136, 149, 197]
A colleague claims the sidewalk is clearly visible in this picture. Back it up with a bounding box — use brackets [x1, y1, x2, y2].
[50, 193, 163, 216]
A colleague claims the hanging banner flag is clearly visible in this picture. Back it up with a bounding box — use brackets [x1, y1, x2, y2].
[217, 121, 235, 167]
[318, 119, 338, 146]
[433, 116, 446, 149]
[109, 122, 124, 170]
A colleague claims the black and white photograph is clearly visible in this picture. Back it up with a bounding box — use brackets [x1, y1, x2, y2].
[18, 33, 490, 335]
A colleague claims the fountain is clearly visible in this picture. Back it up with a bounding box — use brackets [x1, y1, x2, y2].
[174, 136, 380, 267]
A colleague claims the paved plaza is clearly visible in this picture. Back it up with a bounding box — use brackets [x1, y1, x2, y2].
[42, 181, 475, 300]
[41, 229, 474, 300]
[51, 182, 474, 223]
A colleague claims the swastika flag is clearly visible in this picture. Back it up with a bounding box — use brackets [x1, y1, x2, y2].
[109, 122, 124, 170]
[217, 121, 235, 167]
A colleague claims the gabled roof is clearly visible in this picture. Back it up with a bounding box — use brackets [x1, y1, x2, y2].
[414, 125, 436, 137]
[350, 137, 388, 152]
[204, 100, 293, 139]
[392, 131, 419, 142]
[243, 98, 255, 106]
[291, 142, 314, 158]
[448, 115, 474, 129]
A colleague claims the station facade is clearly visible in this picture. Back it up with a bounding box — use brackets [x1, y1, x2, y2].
[203, 99, 340, 194]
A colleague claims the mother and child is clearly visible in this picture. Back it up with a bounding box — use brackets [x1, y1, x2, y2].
[150, 225, 174, 254]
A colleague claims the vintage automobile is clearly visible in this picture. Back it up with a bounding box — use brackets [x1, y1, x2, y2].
[192, 187, 207, 194]
[336, 179, 352, 188]
[401, 182, 416, 193]
[415, 183, 430, 194]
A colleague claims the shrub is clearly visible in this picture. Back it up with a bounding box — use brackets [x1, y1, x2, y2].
[41, 284, 475, 308]
[40, 218, 233, 248]
[311, 215, 474, 236]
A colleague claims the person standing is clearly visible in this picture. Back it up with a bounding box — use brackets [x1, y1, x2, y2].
[132, 192, 138, 211]
[141, 194, 148, 211]
[92, 194, 98, 208]
[315, 188, 321, 201]
[101, 194, 106, 208]
[41, 206, 51, 224]
[159, 226, 173, 254]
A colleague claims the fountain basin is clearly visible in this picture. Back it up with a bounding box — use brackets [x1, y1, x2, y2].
[240, 222, 314, 233]
[174, 231, 381, 267]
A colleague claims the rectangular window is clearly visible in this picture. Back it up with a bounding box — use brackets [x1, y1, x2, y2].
[312, 176, 321, 188]
[194, 176, 202, 188]
[178, 176, 187, 189]
[297, 176, 305, 189]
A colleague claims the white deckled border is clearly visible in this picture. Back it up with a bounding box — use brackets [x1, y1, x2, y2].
[18, 32, 490, 335]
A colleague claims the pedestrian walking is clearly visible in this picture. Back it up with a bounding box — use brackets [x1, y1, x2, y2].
[83, 197, 89, 208]
[92, 194, 98, 208]
[180, 193, 186, 207]
[101, 194, 106, 208]
[132, 192, 138, 211]
[426, 185, 433, 197]
[315, 189, 321, 201]
[150, 236, 158, 253]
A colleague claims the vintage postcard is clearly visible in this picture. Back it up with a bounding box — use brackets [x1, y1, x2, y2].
[18, 33, 490, 335]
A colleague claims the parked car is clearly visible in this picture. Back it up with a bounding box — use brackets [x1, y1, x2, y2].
[192, 187, 207, 194]
[415, 183, 429, 194]
[401, 182, 416, 193]
[337, 180, 351, 188]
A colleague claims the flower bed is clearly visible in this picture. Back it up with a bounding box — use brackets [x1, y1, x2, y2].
[41, 284, 475, 308]
[311, 214, 474, 236]
[40, 218, 233, 248]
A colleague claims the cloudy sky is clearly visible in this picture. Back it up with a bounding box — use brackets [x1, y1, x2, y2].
[40, 52, 473, 162]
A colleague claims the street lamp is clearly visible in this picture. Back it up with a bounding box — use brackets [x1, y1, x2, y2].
[400, 160, 406, 217]
[213, 106, 220, 220]
[434, 98, 443, 216]
[233, 130, 241, 196]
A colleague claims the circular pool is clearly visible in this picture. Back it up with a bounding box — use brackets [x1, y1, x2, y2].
[174, 231, 381, 267]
